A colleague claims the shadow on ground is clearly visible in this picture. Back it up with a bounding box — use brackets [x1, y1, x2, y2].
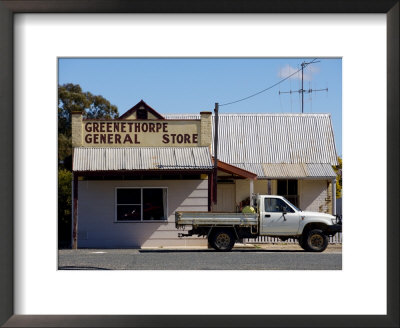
[58, 266, 110, 270]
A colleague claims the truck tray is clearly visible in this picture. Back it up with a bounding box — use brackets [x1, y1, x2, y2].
[175, 211, 258, 227]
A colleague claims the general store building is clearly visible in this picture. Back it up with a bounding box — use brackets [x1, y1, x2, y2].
[71, 100, 338, 248]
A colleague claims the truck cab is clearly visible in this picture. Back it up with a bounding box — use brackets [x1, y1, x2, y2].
[257, 195, 341, 236]
[258, 195, 302, 235]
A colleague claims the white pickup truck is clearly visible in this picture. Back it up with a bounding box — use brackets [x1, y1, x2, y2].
[175, 195, 342, 252]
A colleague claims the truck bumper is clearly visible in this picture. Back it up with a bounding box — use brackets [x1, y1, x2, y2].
[326, 224, 342, 235]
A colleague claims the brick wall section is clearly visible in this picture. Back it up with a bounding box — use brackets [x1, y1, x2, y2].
[299, 180, 331, 214]
[327, 181, 333, 214]
[71, 112, 82, 147]
[200, 111, 212, 147]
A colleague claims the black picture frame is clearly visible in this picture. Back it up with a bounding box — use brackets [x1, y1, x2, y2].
[0, 1, 398, 327]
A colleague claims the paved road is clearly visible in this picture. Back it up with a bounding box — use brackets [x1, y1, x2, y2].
[58, 247, 342, 270]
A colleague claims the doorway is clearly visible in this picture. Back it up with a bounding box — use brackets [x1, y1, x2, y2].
[215, 183, 236, 212]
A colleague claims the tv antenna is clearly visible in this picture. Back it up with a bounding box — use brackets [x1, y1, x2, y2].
[279, 60, 328, 113]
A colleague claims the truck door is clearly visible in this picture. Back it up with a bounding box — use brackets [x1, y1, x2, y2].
[260, 197, 300, 235]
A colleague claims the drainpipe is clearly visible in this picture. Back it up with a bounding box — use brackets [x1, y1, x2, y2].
[249, 179, 254, 207]
[332, 178, 336, 215]
[267, 179, 272, 195]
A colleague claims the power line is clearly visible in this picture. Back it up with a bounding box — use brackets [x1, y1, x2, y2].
[219, 58, 318, 107]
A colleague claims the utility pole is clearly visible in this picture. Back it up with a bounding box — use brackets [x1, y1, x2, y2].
[213, 102, 219, 205]
[279, 60, 328, 113]
[301, 62, 304, 112]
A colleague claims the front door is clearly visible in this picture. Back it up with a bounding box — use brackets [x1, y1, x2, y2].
[215, 184, 236, 212]
[260, 197, 300, 235]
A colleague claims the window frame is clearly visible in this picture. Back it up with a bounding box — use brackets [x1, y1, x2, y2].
[114, 187, 168, 223]
[277, 179, 299, 207]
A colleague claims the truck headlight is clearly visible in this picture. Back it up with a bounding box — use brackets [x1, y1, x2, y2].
[332, 215, 342, 225]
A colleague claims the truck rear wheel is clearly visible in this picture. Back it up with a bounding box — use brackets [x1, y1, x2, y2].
[305, 229, 328, 252]
[209, 229, 236, 252]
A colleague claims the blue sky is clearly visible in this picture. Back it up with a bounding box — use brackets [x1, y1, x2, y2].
[58, 58, 342, 156]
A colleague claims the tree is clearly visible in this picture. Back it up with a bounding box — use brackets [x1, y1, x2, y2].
[333, 156, 342, 198]
[58, 84, 118, 247]
[58, 169, 72, 247]
[58, 83, 118, 162]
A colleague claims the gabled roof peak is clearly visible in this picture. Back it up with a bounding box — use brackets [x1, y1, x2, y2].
[119, 100, 165, 120]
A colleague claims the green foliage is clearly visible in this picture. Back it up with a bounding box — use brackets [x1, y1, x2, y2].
[58, 169, 72, 220]
[58, 169, 72, 246]
[58, 83, 118, 162]
[58, 133, 72, 163]
[333, 156, 342, 198]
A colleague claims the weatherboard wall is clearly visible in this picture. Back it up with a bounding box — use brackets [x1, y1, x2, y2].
[77, 179, 208, 248]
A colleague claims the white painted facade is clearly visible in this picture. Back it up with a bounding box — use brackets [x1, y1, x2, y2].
[77, 179, 208, 248]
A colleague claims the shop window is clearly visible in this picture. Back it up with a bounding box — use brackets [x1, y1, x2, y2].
[116, 188, 167, 221]
[277, 179, 298, 207]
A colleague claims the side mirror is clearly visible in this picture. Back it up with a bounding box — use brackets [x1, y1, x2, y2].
[282, 211, 287, 220]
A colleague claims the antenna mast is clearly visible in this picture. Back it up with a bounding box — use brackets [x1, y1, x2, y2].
[279, 60, 328, 113]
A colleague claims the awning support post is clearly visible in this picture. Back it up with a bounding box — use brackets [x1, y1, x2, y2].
[332, 178, 336, 215]
[72, 173, 79, 249]
[249, 179, 254, 207]
[208, 173, 213, 212]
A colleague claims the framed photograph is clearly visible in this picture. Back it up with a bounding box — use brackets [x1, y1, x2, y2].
[0, 1, 398, 327]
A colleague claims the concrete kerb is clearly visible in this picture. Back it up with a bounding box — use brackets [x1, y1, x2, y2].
[140, 243, 342, 252]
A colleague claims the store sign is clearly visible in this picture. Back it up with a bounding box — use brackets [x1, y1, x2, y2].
[82, 120, 200, 147]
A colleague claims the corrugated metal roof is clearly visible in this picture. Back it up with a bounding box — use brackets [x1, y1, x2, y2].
[231, 163, 265, 177]
[231, 163, 335, 179]
[73, 147, 213, 171]
[262, 163, 336, 179]
[263, 163, 306, 178]
[165, 113, 338, 166]
[305, 163, 336, 178]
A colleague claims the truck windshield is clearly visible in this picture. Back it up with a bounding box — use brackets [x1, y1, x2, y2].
[284, 198, 301, 212]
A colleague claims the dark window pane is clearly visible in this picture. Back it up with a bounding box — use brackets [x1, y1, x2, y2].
[288, 180, 298, 195]
[117, 205, 141, 221]
[286, 196, 298, 208]
[265, 198, 283, 212]
[277, 180, 287, 195]
[264, 198, 275, 212]
[137, 109, 148, 119]
[279, 199, 294, 212]
[117, 189, 141, 204]
[265, 198, 294, 213]
[143, 189, 165, 220]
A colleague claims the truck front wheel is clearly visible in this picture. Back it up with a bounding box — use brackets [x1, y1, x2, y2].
[298, 235, 308, 251]
[209, 229, 236, 252]
[305, 229, 329, 252]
